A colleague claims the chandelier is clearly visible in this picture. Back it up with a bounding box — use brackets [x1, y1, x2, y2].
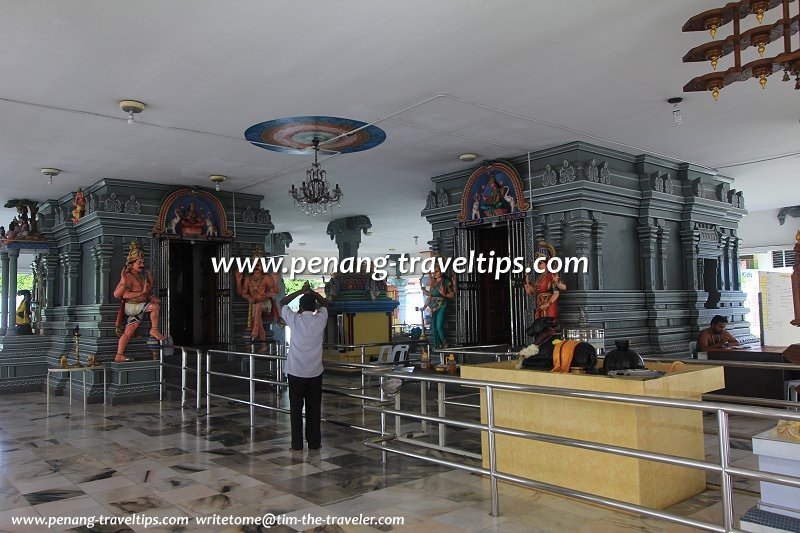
[289, 138, 343, 216]
[682, 0, 800, 100]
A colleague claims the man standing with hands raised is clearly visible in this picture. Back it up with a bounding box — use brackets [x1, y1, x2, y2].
[280, 281, 329, 451]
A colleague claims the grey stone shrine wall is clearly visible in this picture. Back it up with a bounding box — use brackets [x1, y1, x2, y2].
[1, 178, 275, 397]
[422, 142, 752, 356]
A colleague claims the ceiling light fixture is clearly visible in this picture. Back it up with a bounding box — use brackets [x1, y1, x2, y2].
[289, 137, 343, 216]
[209, 174, 226, 192]
[460, 153, 478, 162]
[682, 0, 800, 99]
[119, 100, 146, 125]
[41, 168, 61, 185]
[668, 97, 683, 125]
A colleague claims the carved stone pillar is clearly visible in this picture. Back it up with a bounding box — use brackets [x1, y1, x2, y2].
[271, 232, 293, 257]
[656, 219, 669, 290]
[637, 222, 659, 291]
[569, 213, 592, 291]
[64, 250, 82, 307]
[0, 252, 8, 336]
[680, 229, 700, 290]
[92, 242, 116, 304]
[6, 250, 19, 335]
[534, 215, 547, 246]
[721, 233, 732, 291]
[45, 252, 58, 308]
[732, 235, 742, 291]
[546, 213, 564, 252]
[326, 216, 372, 260]
[591, 212, 606, 290]
[59, 252, 68, 306]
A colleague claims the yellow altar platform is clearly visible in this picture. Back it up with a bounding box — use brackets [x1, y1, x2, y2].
[460, 361, 724, 510]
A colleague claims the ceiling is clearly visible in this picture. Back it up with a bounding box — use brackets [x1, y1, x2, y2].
[1, 0, 798, 262]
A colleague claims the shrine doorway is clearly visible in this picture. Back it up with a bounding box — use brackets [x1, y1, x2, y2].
[168, 241, 221, 345]
[477, 225, 512, 345]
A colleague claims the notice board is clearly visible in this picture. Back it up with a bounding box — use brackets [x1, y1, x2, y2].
[759, 271, 800, 347]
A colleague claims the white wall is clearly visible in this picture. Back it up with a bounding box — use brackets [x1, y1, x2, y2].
[739, 209, 799, 253]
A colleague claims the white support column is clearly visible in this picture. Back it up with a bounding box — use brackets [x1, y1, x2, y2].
[6, 249, 19, 335]
[0, 252, 9, 336]
[393, 278, 409, 325]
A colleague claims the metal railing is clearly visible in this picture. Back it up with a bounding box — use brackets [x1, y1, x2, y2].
[199, 346, 392, 435]
[159, 346, 205, 410]
[362, 367, 800, 533]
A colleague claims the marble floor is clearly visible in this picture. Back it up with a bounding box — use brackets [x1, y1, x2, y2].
[0, 378, 767, 533]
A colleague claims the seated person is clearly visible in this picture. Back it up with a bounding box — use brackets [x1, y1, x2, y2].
[698, 315, 740, 352]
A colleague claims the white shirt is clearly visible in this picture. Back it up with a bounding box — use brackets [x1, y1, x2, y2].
[281, 305, 328, 378]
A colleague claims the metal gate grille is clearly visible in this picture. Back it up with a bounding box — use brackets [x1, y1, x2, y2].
[508, 218, 527, 347]
[455, 228, 481, 345]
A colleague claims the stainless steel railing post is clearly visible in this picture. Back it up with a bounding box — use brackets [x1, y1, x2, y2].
[158, 347, 163, 403]
[249, 354, 255, 427]
[196, 350, 202, 411]
[180, 347, 187, 408]
[486, 385, 500, 517]
[438, 382, 446, 447]
[717, 409, 734, 531]
[380, 374, 387, 464]
[205, 351, 211, 414]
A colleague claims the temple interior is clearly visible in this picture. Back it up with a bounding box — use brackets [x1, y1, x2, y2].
[1, 2, 800, 532]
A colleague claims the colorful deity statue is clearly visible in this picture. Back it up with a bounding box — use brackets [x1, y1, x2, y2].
[112, 240, 165, 362]
[235, 246, 284, 346]
[15, 290, 33, 335]
[524, 241, 566, 320]
[72, 188, 86, 224]
[422, 262, 457, 349]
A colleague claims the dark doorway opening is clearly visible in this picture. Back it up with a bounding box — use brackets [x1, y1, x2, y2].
[169, 241, 220, 346]
[476, 224, 511, 345]
[703, 258, 721, 309]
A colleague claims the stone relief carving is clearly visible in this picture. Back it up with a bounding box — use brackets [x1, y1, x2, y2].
[542, 164, 557, 187]
[585, 159, 599, 182]
[437, 188, 449, 208]
[735, 191, 745, 209]
[558, 160, 576, 184]
[778, 205, 800, 225]
[257, 208, 271, 224]
[85, 193, 94, 214]
[123, 195, 141, 214]
[692, 178, 705, 198]
[242, 206, 255, 223]
[717, 183, 730, 202]
[425, 190, 437, 210]
[599, 162, 610, 184]
[663, 173, 673, 194]
[696, 222, 719, 243]
[652, 171, 664, 193]
[104, 192, 122, 213]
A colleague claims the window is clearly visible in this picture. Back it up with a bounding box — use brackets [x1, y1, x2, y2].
[771, 249, 795, 268]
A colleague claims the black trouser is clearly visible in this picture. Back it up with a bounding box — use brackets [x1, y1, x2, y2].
[287, 373, 323, 449]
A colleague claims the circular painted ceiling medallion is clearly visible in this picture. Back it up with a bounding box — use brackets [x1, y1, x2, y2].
[244, 116, 386, 154]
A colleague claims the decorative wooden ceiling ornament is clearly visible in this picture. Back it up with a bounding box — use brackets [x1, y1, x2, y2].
[682, 0, 800, 99]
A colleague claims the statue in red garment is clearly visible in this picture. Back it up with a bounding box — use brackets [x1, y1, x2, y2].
[524, 241, 566, 320]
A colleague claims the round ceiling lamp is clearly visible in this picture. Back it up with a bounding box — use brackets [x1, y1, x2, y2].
[41, 168, 61, 185]
[460, 153, 478, 162]
[119, 100, 146, 125]
[209, 175, 227, 191]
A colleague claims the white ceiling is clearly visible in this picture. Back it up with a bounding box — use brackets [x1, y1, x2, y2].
[1, 0, 798, 260]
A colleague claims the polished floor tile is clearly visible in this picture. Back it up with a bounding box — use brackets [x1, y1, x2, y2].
[0, 384, 768, 532]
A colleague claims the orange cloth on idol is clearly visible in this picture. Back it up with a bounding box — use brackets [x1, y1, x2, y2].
[552, 340, 580, 373]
